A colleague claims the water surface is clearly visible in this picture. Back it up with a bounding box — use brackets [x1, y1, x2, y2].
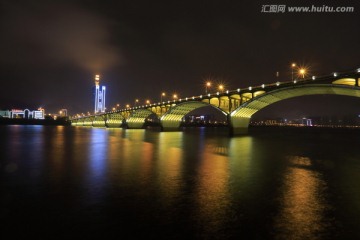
[1, 125, 360, 239]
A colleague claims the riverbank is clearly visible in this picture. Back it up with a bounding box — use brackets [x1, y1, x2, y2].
[0, 118, 71, 126]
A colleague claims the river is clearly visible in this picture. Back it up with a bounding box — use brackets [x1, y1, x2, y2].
[1, 125, 360, 239]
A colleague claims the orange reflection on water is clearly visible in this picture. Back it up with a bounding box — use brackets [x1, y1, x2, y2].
[194, 143, 230, 234]
[120, 130, 144, 170]
[138, 141, 154, 184]
[228, 136, 253, 181]
[156, 132, 183, 205]
[113, 136, 155, 187]
[275, 156, 329, 240]
[48, 126, 66, 180]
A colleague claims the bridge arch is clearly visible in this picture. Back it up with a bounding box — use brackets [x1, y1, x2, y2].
[229, 84, 360, 135]
[93, 115, 106, 127]
[82, 116, 94, 126]
[126, 109, 158, 129]
[160, 101, 227, 131]
[106, 112, 125, 128]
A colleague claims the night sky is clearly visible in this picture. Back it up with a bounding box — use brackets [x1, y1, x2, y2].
[0, 0, 359, 118]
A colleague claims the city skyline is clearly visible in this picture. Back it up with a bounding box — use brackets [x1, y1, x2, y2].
[0, 0, 359, 117]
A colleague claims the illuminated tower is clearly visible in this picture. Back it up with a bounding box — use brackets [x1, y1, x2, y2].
[94, 74, 106, 113]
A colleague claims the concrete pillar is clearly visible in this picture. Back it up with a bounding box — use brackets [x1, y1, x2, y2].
[160, 119, 181, 132]
[229, 116, 251, 136]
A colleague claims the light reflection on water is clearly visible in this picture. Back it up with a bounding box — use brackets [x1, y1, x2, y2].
[1, 126, 360, 239]
[194, 142, 230, 236]
[275, 156, 330, 240]
[157, 132, 183, 206]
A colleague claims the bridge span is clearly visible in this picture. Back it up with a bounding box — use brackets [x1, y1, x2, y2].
[71, 69, 360, 135]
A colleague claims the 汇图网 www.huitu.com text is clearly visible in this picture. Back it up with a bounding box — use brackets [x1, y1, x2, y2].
[261, 5, 354, 13]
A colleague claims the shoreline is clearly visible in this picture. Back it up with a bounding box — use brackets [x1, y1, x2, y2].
[0, 118, 70, 126]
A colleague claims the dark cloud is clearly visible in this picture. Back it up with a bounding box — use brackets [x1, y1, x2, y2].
[0, 1, 121, 72]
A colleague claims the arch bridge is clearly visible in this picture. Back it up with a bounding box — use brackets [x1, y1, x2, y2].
[71, 69, 360, 135]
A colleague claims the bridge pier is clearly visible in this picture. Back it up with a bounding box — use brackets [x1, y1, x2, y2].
[229, 117, 250, 136]
[125, 121, 145, 129]
[229, 127, 249, 136]
[106, 122, 122, 128]
[93, 123, 106, 127]
[161, 126, 181, 132]
[160, 120, 182, 132]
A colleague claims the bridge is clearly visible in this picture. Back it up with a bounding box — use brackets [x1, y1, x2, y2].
[71, 69, 360, 135]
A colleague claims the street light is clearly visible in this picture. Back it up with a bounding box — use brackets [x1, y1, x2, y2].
[205, 81, 211, 93]
[291, 63, 296, 81]
[218, 84, 224, 92]
[135, 99, 139, 106]
[173, 94, 178, 100]
[146, 100, 150, 104]
[126, 104, 130, 109]
[161, 92, 166, 102]
[299, 68, 306, 79]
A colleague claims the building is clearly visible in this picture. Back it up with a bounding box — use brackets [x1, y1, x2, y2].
[94, 74, 106, 113]
[0, 108, 45, 119]
[0, 110, 11, 118]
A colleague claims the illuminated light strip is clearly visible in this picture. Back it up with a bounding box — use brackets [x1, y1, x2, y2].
[231, 84, 360, 120]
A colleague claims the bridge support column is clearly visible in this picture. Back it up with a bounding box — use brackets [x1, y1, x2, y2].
[126, 122, 145, 129]
[229, 126, 249, 136]
[160, 120, 182, 132]
[229, 117, 250, 136]
[161, 126, 181, 132]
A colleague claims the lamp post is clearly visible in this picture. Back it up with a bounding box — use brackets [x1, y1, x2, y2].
[161, 92, 166, 102]
[291, 63, 296, 81]
[135, 99, 139, 106]
[205, 82, 211, 94]
[173, 94, 178, 100]
[218, 84, 224, 92]
[299, 68, 306, 79]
